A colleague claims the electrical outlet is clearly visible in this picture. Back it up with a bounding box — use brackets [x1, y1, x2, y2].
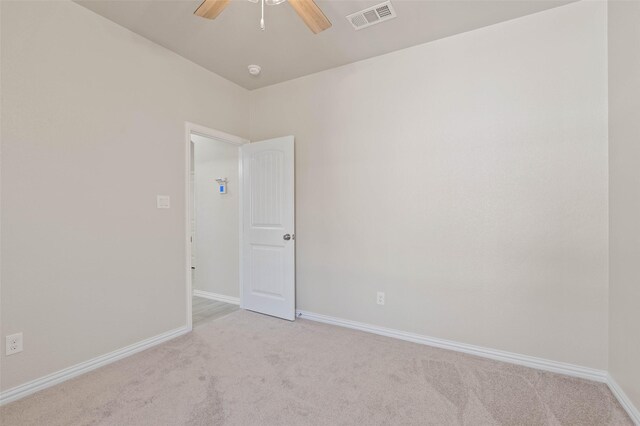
[6, 333, 23, 356]
[376, 291, 385, 305]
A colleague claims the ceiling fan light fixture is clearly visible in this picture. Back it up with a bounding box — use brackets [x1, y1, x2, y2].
[196, 0, 331, 34]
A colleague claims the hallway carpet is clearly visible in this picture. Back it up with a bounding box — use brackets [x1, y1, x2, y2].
[0, 310, 631, 425]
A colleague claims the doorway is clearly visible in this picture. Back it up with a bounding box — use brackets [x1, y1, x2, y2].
[185, 123, 296, 329]
[186, 123, 248, 329]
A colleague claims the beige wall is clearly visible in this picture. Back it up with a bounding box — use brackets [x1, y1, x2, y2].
[608, 0, 640, 411]
[192, 134, 240, 298]
[0, 0, 620, 397]
[250, 1, 609, 369]
[0, 1, 250, 391]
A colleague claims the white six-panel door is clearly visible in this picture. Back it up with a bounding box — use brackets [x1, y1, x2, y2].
[241, 136, 295, 320]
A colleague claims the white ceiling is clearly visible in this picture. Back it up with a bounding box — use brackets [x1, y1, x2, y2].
[77, 0, 575, 90]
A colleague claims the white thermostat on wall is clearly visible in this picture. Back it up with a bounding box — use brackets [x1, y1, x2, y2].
[215, 178, 227, 194]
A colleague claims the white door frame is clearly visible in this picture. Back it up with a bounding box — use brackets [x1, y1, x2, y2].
[184, 122, 249, 330]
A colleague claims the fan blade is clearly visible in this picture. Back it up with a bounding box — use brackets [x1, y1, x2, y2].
[288, 0, 331, 34]
[194, 0, 230, 19]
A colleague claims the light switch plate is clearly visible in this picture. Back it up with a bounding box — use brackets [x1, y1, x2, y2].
[157, 195, 170, 209]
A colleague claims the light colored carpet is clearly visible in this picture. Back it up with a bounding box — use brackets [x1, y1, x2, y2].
[0, 310, 632, 425]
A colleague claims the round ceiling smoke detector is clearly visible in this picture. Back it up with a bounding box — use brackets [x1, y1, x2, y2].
[248, 65, 261, 76]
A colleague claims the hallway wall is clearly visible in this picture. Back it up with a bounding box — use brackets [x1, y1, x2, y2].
[192, 134, 240, 299]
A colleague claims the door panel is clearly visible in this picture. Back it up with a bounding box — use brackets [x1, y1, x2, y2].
[242, 136, 295, 320]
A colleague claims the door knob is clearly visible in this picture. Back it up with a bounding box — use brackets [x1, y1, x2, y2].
[283, 234, 292, 241]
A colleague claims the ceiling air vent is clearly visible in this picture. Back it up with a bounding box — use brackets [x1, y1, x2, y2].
[346, 1, 397, 31]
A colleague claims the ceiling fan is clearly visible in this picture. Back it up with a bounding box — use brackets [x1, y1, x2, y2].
[194, 0, 332, 34]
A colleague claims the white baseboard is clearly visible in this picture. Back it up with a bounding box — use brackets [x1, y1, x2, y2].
[296, 310, 640, 423]
[295, 310, 608, 383]
[3, 308, 637, 424]
[607, 374, 640, 425]
[0, 326, 190, 406]
[193, 289, 240, 305]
